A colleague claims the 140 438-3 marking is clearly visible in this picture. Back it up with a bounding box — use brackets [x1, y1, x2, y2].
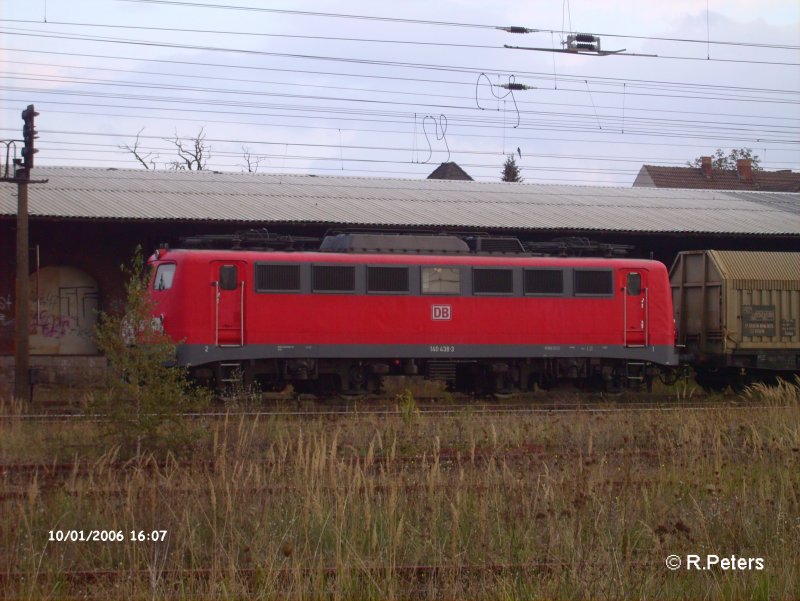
[430, 345, 455, 353]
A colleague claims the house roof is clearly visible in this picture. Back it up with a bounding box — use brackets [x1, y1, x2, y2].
[2, 167, 800, 236]
[426, 162, 474, 181]
[634, 164, 800, 192]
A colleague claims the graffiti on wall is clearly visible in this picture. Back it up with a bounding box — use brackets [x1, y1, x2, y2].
[36, 286, 99, 339]
[30, 267, 99, 355]
[0, 266, 98, 355]
[0, 293, 11, 328]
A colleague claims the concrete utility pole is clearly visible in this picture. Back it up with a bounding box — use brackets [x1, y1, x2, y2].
[1, 104, 45, 404]
[14, 179, 30, 402]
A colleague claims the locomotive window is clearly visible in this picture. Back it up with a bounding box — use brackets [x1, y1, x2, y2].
[255, 264, 300, 292]
[473, 268, 513, 295]
[153, 263, 176, 291]
[626, 272, 642, 296]
[524, 269, 563, 295]
[313, 265, 356, 292]
[574, 270, 613, 295]
[421, 267, 460, 295]
[219, 265, 238, 291]
[367, 266, 409, 293]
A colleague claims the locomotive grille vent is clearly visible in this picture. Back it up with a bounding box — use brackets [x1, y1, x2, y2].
[524, 269, 564, 294]
[367, 266, 410, 293]
[473, 268, 514, 294]
[574, 270, 613, 295]
[255, 264, 301, 291]
[313, 265, 356, 292]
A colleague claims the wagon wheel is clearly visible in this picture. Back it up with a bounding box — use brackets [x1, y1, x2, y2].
[694, 367, 728, 393]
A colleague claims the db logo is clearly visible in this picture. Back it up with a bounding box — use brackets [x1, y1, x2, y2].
[432, 305, 451, 321]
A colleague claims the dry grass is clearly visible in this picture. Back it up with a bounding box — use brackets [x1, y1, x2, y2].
[1, 384, 799, 600]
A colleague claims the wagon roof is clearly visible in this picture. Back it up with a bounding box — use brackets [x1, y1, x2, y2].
[708, 250, 800, 289]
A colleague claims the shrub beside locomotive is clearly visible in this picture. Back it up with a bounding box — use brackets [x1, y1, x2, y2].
[147, 232, 686, 394]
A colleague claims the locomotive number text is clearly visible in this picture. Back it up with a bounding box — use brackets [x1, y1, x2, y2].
[430, 345, 455, 353]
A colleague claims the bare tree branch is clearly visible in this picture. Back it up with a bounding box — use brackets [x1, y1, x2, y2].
[120, 128, 158, 170]
[240, 145, 266, 173]
[165, 127, 210, 171]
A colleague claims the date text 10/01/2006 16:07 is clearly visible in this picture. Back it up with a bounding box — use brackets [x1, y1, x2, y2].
[48, 530, 167, 542]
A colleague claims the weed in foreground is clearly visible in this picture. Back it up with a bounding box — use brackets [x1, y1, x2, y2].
[2, 382, 799, 600]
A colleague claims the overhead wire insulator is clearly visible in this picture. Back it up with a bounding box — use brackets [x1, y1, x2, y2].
[499, 83, 535, 91]
[498, 26, 537, 34]
[566, 33, 601, 53]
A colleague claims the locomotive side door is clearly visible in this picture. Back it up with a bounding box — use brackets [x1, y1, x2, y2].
[621, 269, 648, 347]
[211, 260, 246, 347]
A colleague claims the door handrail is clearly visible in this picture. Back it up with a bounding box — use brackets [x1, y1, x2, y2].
[214, 281, 220, 347]
[623, 284, 628, 346]
[240, 280, 245, 346]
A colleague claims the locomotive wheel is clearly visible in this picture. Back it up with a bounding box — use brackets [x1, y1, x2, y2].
[346, 364, 366, 393]
[658, 368, 680, 387]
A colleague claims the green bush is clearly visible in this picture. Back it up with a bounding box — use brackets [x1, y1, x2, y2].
[90, 247, 210, 457]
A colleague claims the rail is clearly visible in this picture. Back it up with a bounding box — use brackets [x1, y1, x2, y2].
[0, 398, 777, 423]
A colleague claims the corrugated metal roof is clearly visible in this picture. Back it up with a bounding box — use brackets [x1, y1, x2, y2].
[2, 167, 800, 235]
[709, 250, 800, 290]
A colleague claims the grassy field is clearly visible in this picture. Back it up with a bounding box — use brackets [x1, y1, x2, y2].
[1, 382, 799, 600]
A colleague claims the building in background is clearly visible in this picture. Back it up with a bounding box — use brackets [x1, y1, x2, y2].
[2, 167, 799, 393]
[634, 158, 800, 191]
[427, 162, 474, 181]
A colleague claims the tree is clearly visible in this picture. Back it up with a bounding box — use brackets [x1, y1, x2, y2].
[91, 247, 210, 457]
[501, 154, 523, 182]
[119, 128, 159, 170]
[121, 127, 211, 171]
[166, 127, 210, 171]
[689, 148, 761, 170]
[240, 145, 266, 173]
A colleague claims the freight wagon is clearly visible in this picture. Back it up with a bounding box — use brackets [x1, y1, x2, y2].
[670, 250, 800, 390]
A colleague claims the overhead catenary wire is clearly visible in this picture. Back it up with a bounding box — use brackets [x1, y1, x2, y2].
[4, 46, 798, 99]
[4, 101, 796, 148]
[4, 84, 797, 144]
[107, 0, 800, 51]
[7, 15, 795, 53]
[29, 137, 798, 169]
[2, 86, 797, 136]
[4, 105, 796, 157]
[2, 25, 799, 68]
[1, 3, 796, 184]
[5, 71, 799, 114]
[5, 58, 798, 124]
[3, 124, 793, 161]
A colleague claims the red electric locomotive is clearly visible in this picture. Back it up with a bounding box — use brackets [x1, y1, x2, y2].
[148, 233, 678, 394]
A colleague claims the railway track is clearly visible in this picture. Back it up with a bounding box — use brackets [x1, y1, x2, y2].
[1, 394, 765, 423]
[2, 438, 789, 500]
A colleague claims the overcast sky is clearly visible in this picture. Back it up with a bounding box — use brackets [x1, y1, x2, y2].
[1, 0, 798, 184]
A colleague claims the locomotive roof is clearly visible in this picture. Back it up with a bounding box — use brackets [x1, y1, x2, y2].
[154, 248, 667, 270]
[2, 167, 799, 236]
